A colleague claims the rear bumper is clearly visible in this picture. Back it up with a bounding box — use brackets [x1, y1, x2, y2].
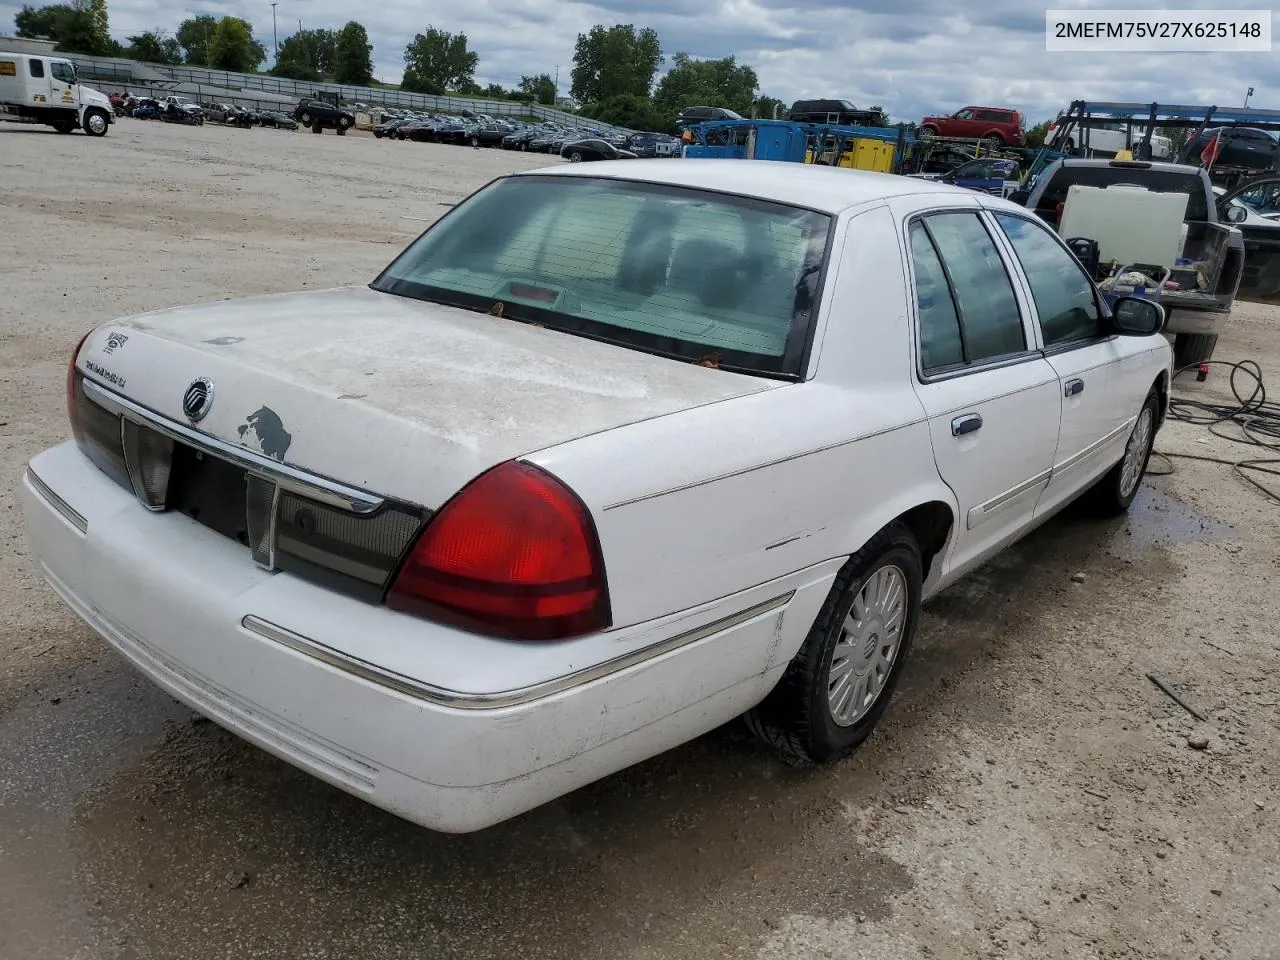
[19, 442, 834, 832]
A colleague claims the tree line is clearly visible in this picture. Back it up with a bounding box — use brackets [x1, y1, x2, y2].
[12, 5, 843, 132]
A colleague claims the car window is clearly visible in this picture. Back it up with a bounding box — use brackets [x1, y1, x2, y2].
[50, 61, 74, 83]
[995, 214, 1104, 346]
[373, 176, 832, 378]
[909, 223, 964, 371]
[29, 57, 44, 78]
[954, 109, 973, 120]
[921, 213, 1026, 362]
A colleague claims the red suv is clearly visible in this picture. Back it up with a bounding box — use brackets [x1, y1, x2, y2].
[918, 106, 1025, 148]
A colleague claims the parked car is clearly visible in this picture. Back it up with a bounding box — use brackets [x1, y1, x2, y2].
[1186, 127, 1280, 171]
[374, 117, 412, 139]
[911, 144, 976, 176]
[433, 120, 471, 145]
[937, 157, 1021, 191]
[502, 129, 538, 150]
[561, 138, 638, 162]
[527, 134, 560, 153]
[918, 106, 1025, 148]
[259, 110, 298, 131]
[162, 96, 204, 124]
[1215, 178, 1280, 303]
[23, 162, 1171, 834]
[1015, 158, 1245, 365]
[203, 102, 250, 125]
[293, 97, 354, 135]
[468, 123, 508, 148]
[624, 132, 680, 157]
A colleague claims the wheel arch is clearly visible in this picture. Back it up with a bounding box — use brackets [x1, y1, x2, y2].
[1151, 368, 1170, 427]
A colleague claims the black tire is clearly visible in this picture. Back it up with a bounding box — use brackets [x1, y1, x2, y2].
[1173, 333, 1218, 368]
[299, 111, 313, 127]
[744, 522, 923, 765]
[336, 125, 346, 136]
[981, 134, 1003, 153]
[52, 120, 76, 134]
[338, 116, 352, 131]
[568, 150, 583, 162]
[311, 122, 323, 134]
[82, 108, 109, 137]
[1086, 390, 1159, 516]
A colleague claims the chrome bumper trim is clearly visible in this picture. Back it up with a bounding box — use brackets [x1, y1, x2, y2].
[25, 467, 88, 534]
[242, 591, 794, 710]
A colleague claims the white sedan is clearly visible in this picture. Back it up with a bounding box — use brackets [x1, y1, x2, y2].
[20, 161, 1171, 832]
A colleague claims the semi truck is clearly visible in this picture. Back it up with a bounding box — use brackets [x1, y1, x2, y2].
[0, 50, 114, 136]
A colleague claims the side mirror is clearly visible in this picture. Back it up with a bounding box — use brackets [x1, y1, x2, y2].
[1224, 203, 1248, 224]
[1111, 296, 1165, 336]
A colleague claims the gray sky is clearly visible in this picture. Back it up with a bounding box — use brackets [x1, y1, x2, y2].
[4, 0, 1277, 125]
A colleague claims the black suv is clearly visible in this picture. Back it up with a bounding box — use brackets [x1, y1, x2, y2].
[787, 99, 885, 126]
[293, 97, 356, 136]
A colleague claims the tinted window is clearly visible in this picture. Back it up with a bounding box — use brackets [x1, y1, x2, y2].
[50, 61, 74, 83]
[29, 58, 44, 78]
[978, 110, 1010, 122]
[996, 214, 1104, 345]
[923, 213, 1025, 362]
[909, 223, 964, 371]
[374, 176, 831, 378]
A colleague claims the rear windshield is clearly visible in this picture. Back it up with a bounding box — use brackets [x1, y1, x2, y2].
[1036, 167, 1208, 223]
[372, 175, 832, 378]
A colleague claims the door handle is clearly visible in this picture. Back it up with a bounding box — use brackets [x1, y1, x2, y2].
[951, 413, 983, 436]
[1064, 378, 1085, 397]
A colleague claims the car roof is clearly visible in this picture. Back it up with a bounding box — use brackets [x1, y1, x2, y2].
[517, 159, 970, 213]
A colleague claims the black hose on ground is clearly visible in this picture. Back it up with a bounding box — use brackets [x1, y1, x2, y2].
[1148, 359, 1280, 502]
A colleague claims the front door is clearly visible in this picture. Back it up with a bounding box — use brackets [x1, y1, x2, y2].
[48, 59, 77, 109]
[904, 210, 1062, 578]
[989, 212, 1133, 514]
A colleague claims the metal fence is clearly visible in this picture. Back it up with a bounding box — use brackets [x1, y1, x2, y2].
[67, 55, 633, 134]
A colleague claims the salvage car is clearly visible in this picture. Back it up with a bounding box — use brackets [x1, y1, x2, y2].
[561, 138, 637, 162]
[1186, 126, 1280, 171]
[21, 162, 1171, 833]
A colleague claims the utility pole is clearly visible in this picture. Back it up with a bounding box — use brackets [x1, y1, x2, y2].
[554, 64, 559, 100]
[271, 2, 278, 60]
[1244, 86, 1254, 108]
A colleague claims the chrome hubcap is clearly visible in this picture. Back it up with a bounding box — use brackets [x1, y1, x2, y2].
[828, 564, 907, 727]
[88, 114, 105, 133]
[1120, 407, 1153, 497]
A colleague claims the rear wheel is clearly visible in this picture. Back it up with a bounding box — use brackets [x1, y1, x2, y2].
[1087, 391, 1159, 515]
[917, 126, 936, 140]
[981, 134, 1004, 152]
[299, 111, 313, 127]
[568, 150, 583, 162]
[744, 522, 922, 764]
[52, 119, 76, 134]
[311, 122, 323, 134]
[336, 124, 346, 136]
[1173, 333, 1218, 367]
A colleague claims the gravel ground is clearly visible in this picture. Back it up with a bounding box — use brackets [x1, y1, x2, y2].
[2, 119, 1279, 960]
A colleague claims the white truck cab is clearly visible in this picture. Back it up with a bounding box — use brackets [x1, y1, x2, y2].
[0, 51, 114, 136]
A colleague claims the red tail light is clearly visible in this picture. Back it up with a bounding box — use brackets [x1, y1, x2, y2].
[66, 329, 92, 439]
[387, 461, 610, 640]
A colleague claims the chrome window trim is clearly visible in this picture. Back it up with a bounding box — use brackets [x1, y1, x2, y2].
[81, 377, 391, 515]
[242, 591, 794, 710]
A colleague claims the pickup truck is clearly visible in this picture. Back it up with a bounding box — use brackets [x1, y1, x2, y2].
[1015, 159, 1245, 366]
[293, 97, 355, 135]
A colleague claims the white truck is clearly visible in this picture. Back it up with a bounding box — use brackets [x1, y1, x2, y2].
[0, 50, 114, 136]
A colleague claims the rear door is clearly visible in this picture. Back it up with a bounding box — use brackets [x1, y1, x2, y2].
[989, 211, 1135, 514]
[902, 205, 1062, 577]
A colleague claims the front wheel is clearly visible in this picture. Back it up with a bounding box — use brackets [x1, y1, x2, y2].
[336, 124, 346, 136]
[1087, 391, 1159, 515]
[745, 522, 922, 764]
[299, 111, 313, 127]
[311, 122, 323, 134]
[568, 150, 583, 162]
[83, 109, 108, 137]
[981, 135, 1003, 153]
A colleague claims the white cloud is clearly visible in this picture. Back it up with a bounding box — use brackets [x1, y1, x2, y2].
[2, 0, 1277, 124]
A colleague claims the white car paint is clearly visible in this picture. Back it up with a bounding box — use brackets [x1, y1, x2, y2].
[0, 50, 113, 133]
[19, 161, 1173, 832]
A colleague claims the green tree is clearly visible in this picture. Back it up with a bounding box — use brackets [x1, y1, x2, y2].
[126, 29, 182, 64]
[570, 24, 662, 103]
[334, 21, 373, 85]
[519, 73, 556, 106]
[401, 27, 478, 94]
[14, 2, 115, 55]
[175, 14, 219, 65]
[84, 0, 108, 51]
[482, 82, 507, 99]
[207, 16, 265, 72]
[1025, 121, 1050, 149]
[270, 58, 322, 81]
[275, 28, 337, 74]
[579, 94, 672, 133]
[751, 94, 784, 119]
[653, 52, 757, 117]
